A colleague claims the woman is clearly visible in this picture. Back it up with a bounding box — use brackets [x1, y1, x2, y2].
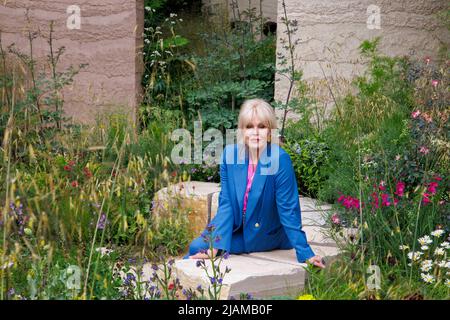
[183, 98, 325, 268]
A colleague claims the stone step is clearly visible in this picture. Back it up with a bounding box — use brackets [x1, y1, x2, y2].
[153, 181, 333, 238]
[173, 226, 340, 300]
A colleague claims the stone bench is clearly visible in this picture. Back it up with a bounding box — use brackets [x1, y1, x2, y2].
[153, 181, 332, 240]
[173, 226, 340, 300]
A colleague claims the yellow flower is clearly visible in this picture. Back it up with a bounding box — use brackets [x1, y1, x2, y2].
[297, 294, 316, 300]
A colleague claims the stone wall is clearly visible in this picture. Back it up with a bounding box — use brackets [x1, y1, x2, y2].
[274, 0, 450, 122]
[0, 0, 144, 124]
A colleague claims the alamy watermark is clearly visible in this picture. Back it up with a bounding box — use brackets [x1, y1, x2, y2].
[170, 122, 281, 175]
[67, 5, 81, 30]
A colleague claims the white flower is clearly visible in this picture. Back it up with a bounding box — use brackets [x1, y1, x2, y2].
[420, 260, 433, 272]
[440, 241, 450, 249]
[399, 245, 409, 250]
[420, 273, 435, 283]
[430, 229, 445, 237]
[421, 245, 429, 250]
[170, 13, 177, 18]
[436, 260, 446, 268]
[418, 235, 433, 246]
[145, 6, 152, 11]
[434, 247, 445, 256]
[407, 251, 423, 262]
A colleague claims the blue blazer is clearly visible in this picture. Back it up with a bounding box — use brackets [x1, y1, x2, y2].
[208, 143, 315, 263]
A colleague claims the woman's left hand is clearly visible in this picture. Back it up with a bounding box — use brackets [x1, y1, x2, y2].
[308, 255, 326, 269]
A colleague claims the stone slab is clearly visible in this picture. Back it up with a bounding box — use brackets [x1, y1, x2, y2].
[174, 254, 308, 300]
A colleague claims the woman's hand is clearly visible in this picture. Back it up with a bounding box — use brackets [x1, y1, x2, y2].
[189, 248, 218, 259]
[308, 255, 326, 269]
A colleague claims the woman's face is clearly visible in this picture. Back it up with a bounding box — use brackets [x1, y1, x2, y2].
[244, 116, 270, 151]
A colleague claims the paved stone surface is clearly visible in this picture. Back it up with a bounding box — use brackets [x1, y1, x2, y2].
[174, 254, 307, 300]
[152, 181, 342, 299]
[174, 224, 341, 299]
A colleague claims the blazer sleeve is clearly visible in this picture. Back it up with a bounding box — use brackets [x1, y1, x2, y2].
[206, 145, 234, 252]
[275, 152, 315, 263]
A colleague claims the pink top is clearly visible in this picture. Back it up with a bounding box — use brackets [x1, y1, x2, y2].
[243, 163, 257, 214]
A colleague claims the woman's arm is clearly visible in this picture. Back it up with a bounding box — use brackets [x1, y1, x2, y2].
[275, 152, 316, 263]
[205, 145, 234, 252]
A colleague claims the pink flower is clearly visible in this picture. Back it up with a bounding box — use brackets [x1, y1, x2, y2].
[422, 193, 431, 205]
[378, 181, 386, 191]
[431, 79, 439, 87]
[381, 193, 391, 207]
[427, 181, 438, 195]
[394, 181, 405, 197]
[337, 195, 360, 210]
[419, 146, 430, 154]
[393, 198, 399, 206]
[331, 213, 341, 225]
[433, 176, 442, 181]
[422, 113, 432, 123]
[411, 110, 421, 118]
[370, 192, 380, 209]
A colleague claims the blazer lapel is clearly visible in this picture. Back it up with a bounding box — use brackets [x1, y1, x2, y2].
[232, 143, 273, 225]
[233, 155, 248, 216]
[243, 161, 268, 225]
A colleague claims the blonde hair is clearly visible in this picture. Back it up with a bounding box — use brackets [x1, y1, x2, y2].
[236, 99, 278, 160]
[238, 98, 278, 131]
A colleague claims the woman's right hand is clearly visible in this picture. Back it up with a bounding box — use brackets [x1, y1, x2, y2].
[189, 248, 218, 259]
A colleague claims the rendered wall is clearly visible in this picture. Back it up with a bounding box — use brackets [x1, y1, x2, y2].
[0, 0, 144, 124]
[274, 0, 449, 121]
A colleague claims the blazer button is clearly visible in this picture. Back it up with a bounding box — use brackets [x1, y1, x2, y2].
[254, 223, 260, 228]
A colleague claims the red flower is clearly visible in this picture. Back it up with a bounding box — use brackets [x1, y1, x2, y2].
[422, 193, 431, 205]
[394, 181, 405, 197]
[71, 181, 79, 188]
[168, 283, 174, 290]
[64, 165, 72, 171]
[338, 195, 360, 209]
[370, 192, 380, 209]
[83, 167, 93, 178]
[68, 160, 76, 166]
[378, 181, 386, 191]
[427, 181, 438, 195]
[381, 193, 391, 207]
[171, 171, 177, 177]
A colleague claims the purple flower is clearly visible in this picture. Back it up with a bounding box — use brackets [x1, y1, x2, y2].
[151, 264, 159, 271]
[223, 251, 230, 259]
[97, 213, 107, 230]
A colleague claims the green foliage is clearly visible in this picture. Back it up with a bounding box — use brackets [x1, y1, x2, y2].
[152, 212, 190, 257]
[283, 137, 331, 198]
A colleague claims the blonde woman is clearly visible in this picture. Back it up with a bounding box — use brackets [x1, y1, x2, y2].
[183, 98, 325, 268]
